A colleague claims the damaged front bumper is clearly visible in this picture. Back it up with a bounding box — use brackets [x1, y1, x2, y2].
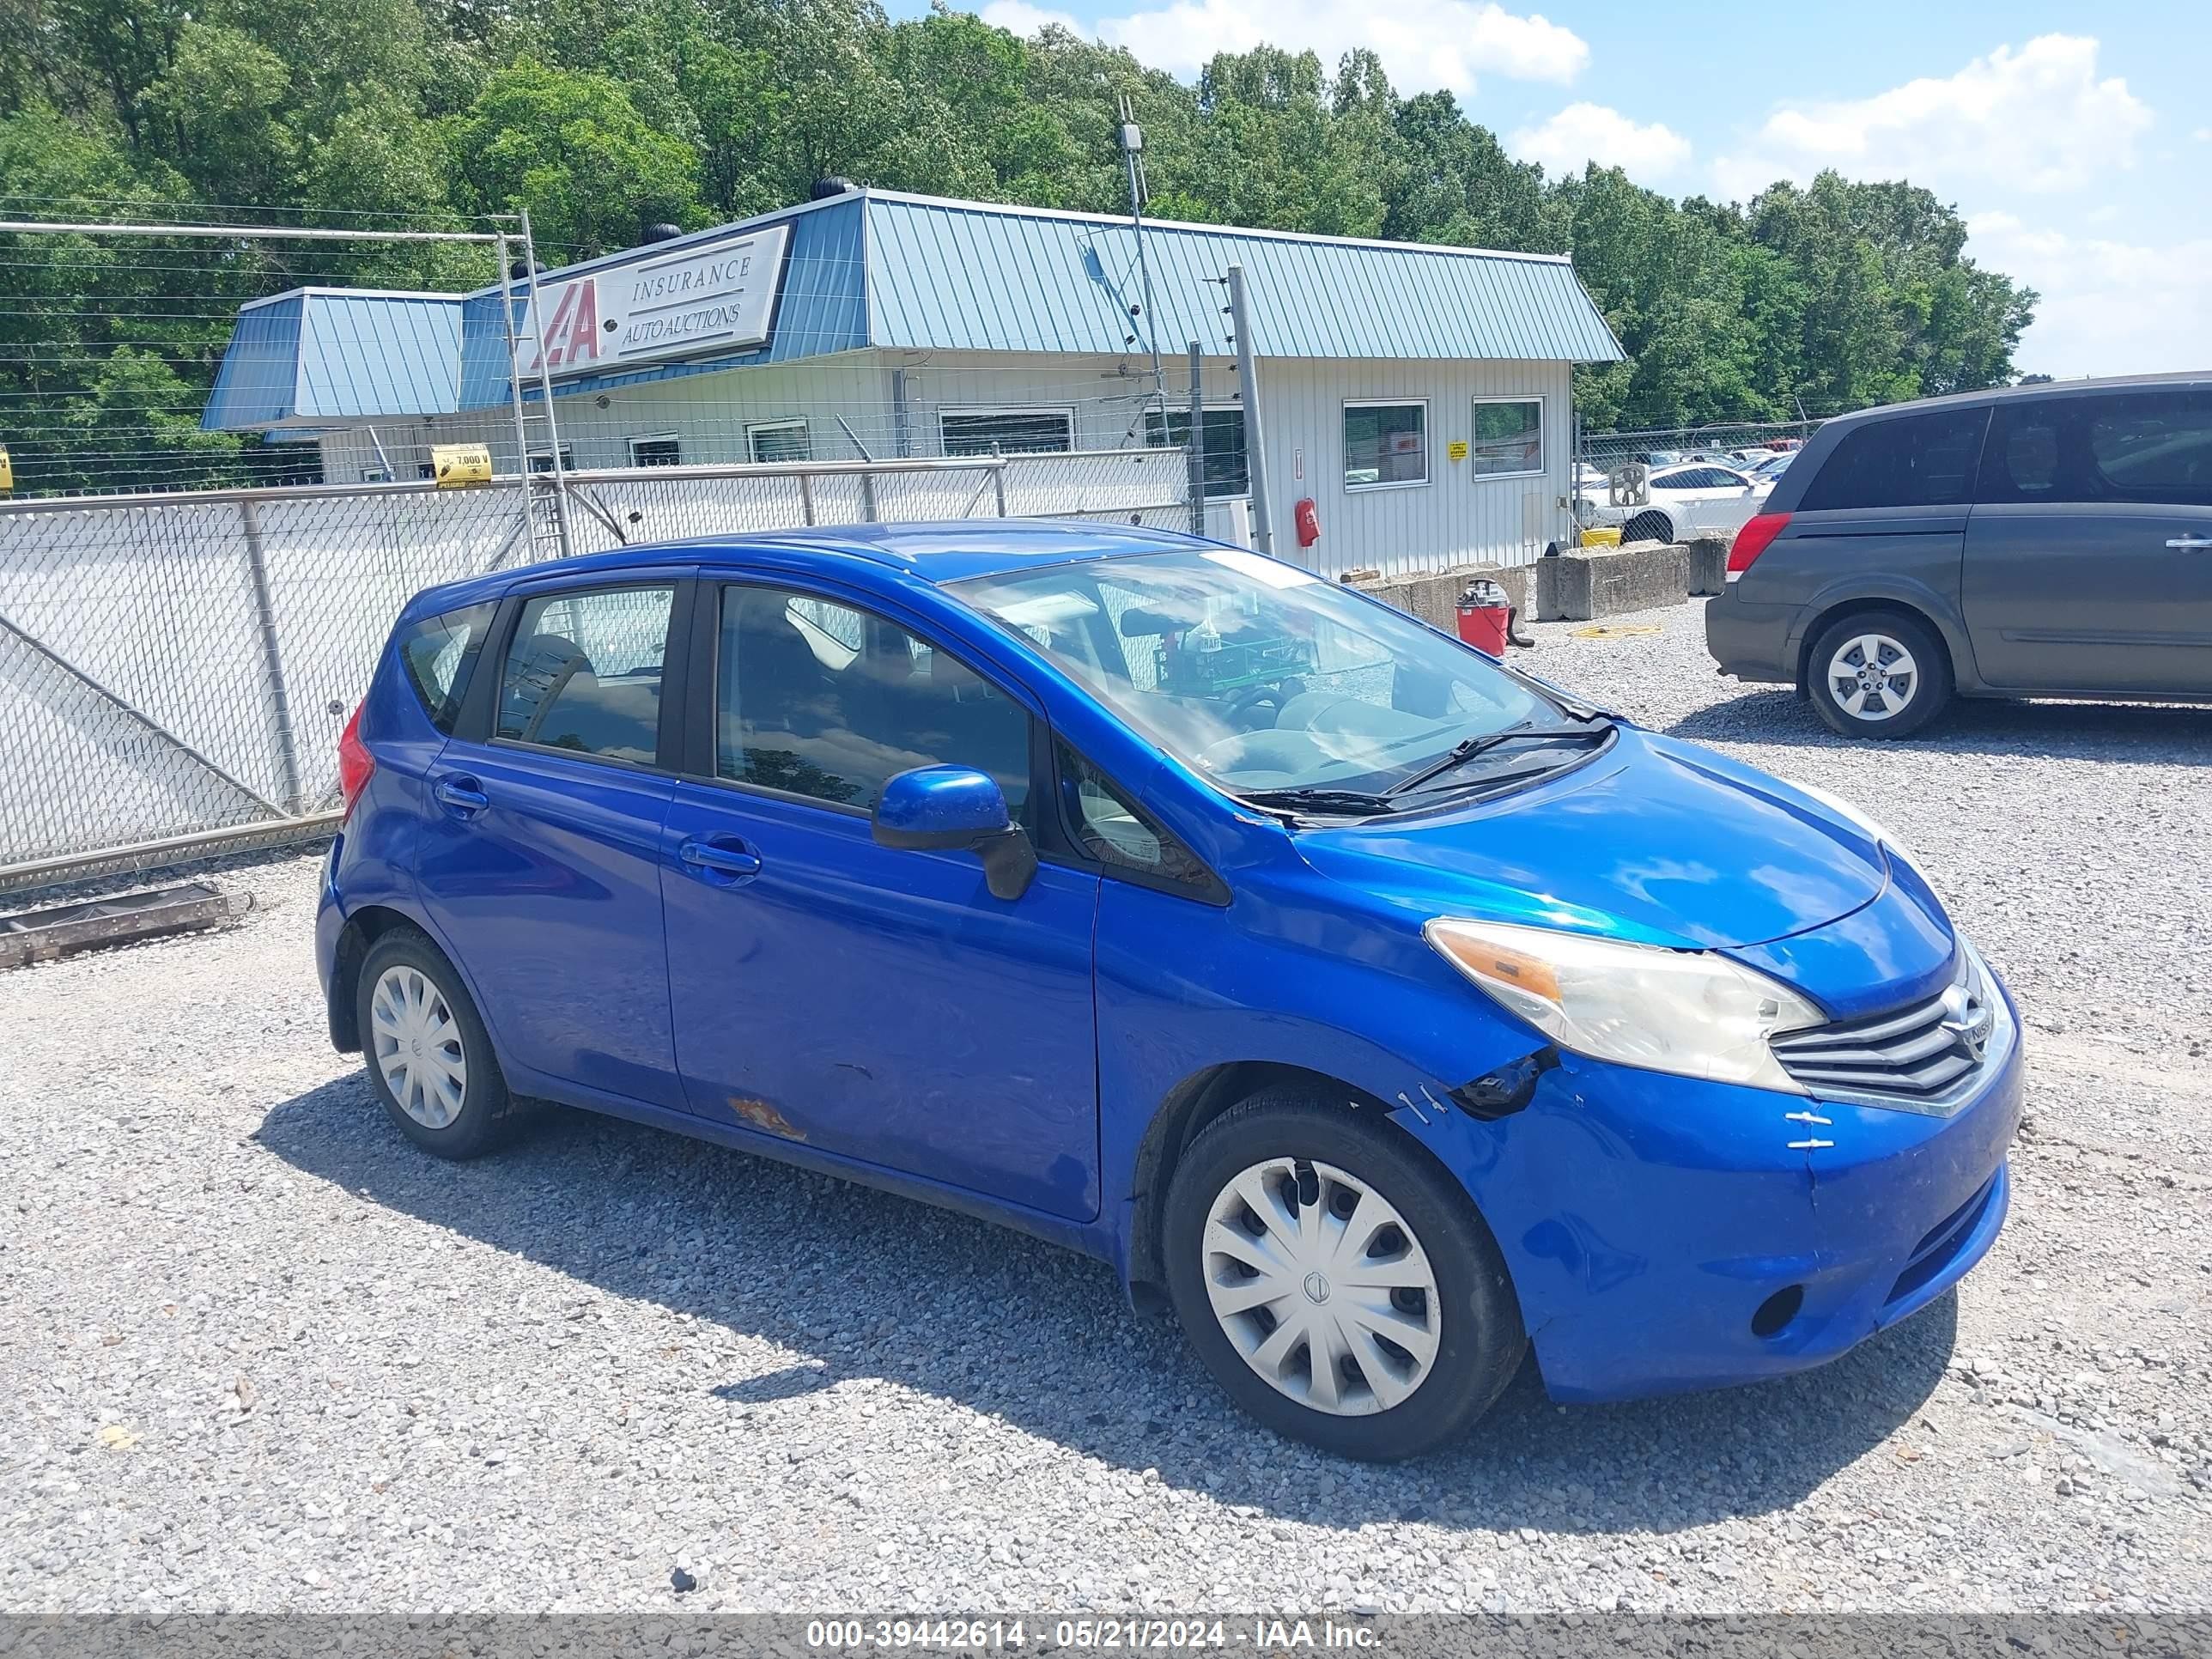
[1392, 971, 2023, 1404]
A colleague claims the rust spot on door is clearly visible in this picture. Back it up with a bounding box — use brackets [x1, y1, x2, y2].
[729, 1096, 805, 1140]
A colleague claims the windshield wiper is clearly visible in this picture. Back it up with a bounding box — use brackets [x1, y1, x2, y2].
[1237, 786, 1397, 817]
[1384, 720, 1615, 798]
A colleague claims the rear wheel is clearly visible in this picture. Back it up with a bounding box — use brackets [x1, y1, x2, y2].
[1806, 611, 1953, 738]
[1621, 509, 1673, 545]
[355, 927, 521, 1158]
[1163, 1089, 1525, 1460]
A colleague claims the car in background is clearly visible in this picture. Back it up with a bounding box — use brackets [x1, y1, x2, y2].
[1577, 461, 1774, 546]
[319, 520, 2019, 1460]
[1706, 372, 2212, 737]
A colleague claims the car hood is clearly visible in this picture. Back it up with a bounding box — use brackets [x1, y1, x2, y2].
[1293, 728, 1891, 954]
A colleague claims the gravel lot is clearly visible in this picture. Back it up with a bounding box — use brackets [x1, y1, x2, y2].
[4, 596, 2209, 1615]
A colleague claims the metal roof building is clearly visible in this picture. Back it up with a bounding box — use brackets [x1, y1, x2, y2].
[204, 187, 1624, 574]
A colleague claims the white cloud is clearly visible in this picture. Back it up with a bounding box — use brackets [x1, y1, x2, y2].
[1712, 35, 2152, 202]
[1508, 103, 1692, 183]
[2193, 126, 2212, 143]
[1969, 211, 2212, 378]
[984, 0, 1587, 99]
[978, 0, 1085, 33]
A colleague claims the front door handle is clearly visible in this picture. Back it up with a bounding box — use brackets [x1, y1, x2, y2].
[679, 837, 763, 879]
[2166, 536, 2212, 550]
[434, 776, 489, 816]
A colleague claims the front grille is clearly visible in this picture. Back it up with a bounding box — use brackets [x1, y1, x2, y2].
[1771, 949, 1998, 1108]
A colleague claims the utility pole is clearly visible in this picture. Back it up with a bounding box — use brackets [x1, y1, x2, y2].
[1185, 341, 1206, 537]
[1224, 264, 1273, 556]
[1118, 96, 1166, 413]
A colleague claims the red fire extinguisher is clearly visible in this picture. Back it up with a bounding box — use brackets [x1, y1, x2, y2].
[1455, 579, 1513, 656]
[1293, 497, 1321, 550]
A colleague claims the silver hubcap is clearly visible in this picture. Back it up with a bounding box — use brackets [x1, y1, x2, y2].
[1202, 1158, 1441, 1417]
[370, 965, 467, 1129]
[1827, 633, 1918, 721]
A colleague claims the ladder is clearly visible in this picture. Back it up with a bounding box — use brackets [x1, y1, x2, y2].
[495, 221, 574, 563]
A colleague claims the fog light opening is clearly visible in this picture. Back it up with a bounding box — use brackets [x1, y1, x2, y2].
[1750, 1285, 1805, 1339]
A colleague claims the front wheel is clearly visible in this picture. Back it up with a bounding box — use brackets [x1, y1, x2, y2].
[1806, 611, 1953, 738]
[1163, 1091, 1526, 1460]
[1620, 509, 1673, 545]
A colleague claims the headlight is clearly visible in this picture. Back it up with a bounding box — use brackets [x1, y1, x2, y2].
[1425, 919, 1823, 1092]
[1780, 778, 1919, 869]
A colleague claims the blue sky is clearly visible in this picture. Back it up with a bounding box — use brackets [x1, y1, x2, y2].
[908, 0, 2212, 378]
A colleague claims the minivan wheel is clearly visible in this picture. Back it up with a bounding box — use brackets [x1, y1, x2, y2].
[1162, 1090, 1526, 1461]
[355, 927, 520, 1158]
[1621, 509, 1673, 546]
[1806, 611, 1953, 738]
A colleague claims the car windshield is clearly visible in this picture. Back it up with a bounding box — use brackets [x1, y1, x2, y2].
[953, 547, 1571, 801]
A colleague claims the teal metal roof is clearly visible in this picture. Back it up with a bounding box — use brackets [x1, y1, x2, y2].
[861, 192, 1624, 363]
[202, 289, 461, 430]
[203, 191, 1620, 429]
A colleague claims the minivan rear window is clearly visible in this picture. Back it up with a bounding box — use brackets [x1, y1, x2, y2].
[397, 601, 496, 734]
[1796, 408, 1990, 512]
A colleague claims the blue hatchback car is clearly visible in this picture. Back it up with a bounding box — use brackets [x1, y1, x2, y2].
[319, 520, 2020, 1459]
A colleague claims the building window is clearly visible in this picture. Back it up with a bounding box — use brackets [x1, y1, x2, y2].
[360, 465, 393, 483]
[1344, 400, 1428, 489]
[629, 434, 681, 467]
[1144, 406, 1249, 497]
[940, 407, 1076, 457]
[527, 446, 576, 476]
[1469, 398, 1543, 478]
[746, 420, 812, 465]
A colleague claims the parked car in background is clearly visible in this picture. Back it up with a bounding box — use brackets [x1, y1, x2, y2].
[319, 520, 2019, 1459]
[1706, 373, 2212, 737]
[1577, 461, 1774, 546]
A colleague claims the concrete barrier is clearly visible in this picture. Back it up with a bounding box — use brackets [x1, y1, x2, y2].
[1535, 540, 1690, 621]
[1345, 563, 1532, 630]
[1686, 537, 1729, 597]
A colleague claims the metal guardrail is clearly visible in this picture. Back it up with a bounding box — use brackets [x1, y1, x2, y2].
[0, 449, 1191, 893]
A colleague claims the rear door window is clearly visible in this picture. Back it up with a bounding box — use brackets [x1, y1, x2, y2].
[495, 585, 675, 764]
[1978, 391, 2212, 508]
[1798, 408, 1990, 510]
[397, 601, 496, 734]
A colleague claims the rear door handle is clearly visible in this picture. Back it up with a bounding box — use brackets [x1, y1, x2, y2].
[434, 776, 489, 816]
[2166, 536, 2212, 550]
[679, 837, 763, 879]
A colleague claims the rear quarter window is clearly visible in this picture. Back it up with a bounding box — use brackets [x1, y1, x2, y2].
[1796, 408, 1990, 511]
[397, 601, 496, 733]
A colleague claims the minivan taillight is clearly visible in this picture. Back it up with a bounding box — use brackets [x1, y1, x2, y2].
[1727, 512, 1791, 581]
[337, 702, 374, 819]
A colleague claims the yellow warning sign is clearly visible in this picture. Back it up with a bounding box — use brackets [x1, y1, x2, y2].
[0, 446, 12, 493]
[1446, 440, 1469, 463]
[431, 442, 493, 487]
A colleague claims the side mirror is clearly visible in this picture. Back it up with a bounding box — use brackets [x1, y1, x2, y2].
[872, 765, 1036, 901]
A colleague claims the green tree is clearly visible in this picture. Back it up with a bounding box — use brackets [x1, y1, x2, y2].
[447, 58, 705, 257]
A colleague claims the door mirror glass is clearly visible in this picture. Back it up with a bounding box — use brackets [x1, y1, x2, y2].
[872, 766, 1035, 900]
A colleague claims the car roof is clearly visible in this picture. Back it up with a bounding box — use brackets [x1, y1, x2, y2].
[405, 518, 1208, 618]
[1823, 369, 2212, 429]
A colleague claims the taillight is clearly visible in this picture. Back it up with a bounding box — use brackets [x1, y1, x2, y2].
[1727, 512, 1791, 581]
[337, 702, 374, 819]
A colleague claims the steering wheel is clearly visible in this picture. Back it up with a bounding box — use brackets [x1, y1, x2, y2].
[1225, 676, 1307, 733]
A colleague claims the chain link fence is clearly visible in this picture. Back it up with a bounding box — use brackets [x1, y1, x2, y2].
[0, 448, 1190, 891]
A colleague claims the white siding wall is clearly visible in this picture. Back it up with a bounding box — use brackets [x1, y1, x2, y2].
[1255, 357, 1575, 579]
[313, 349, 1578, 580]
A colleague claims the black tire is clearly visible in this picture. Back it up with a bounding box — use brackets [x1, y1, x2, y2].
[354, 927, 522, 1159]
[1621, 509, 1673, 545]
[1805, 610, 1954, 738]
[1162, 1090, 1526, 1461]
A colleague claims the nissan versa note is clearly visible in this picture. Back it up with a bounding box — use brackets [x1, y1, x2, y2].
[319, 521, 2020, 1460]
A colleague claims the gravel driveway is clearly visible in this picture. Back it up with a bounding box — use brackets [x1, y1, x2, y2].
[4, 598, 2209, 1615]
